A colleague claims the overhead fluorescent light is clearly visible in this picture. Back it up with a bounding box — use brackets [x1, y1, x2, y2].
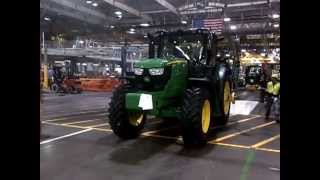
[272, 13, 280, 19]
[144, 35, 148, 38]
[230, 25, 237, 30]
[127, 31, 136, 34]
[44, 17, 51, 21]
[86, 0, 92, 4]
[224, 17, 231, 22]
[273, 24, 279, 28]
[181, 20, 187, 24]
[92, 2, 98, 7]
[114, 11, 122, 15]
[110, 25, 115, 28]
[129, 28, 135, 32]
[140, 23, 150, 27]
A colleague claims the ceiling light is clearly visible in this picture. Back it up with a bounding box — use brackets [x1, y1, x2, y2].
[110, 25, 115, 28]
[272, 14, 280, 19]
[144, 35, 148, 38]
[86, 0, 92, 4]
[129, 28, 135, 32]
[114, 11, 122, 15]
[273, 24, 279, 28]
[241, 49, 246, 52]
[140, 23, 150, 27]
[92, 2, 98, 7]
[127, 31, 136, 34]
[230, 25, 237, 30]
[224, 17, 231, 22]
[44, 17, 51, 21]
[181, 20, 187, 24]
[79, 40, 84, 44]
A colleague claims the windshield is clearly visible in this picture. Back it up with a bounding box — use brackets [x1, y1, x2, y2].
[153, 34, 205, 62]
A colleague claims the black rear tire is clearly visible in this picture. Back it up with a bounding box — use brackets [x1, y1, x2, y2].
[180, 87, 211, 147]
[108, 84, 145, 139]
[216, 80, 232, 126]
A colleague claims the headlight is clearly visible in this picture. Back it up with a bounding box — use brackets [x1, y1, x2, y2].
[134, 68, 144, 75]
[149, 68, 164, 76]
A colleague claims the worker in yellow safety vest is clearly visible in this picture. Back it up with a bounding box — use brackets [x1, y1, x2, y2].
[265, 74, 280, 120]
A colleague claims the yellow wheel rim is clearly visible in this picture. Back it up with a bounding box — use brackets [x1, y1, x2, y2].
[224, 82, 231, 114]
[128, 112, 144, 126]
[201, 100, 211, 134]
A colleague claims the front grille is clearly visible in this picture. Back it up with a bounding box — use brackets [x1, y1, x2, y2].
[133, 66, 171, 91]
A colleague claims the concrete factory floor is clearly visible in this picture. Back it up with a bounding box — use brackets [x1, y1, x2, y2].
[40, 90, 280, 180]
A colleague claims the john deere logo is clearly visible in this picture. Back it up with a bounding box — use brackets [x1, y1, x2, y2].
[144, 76, 151, 82]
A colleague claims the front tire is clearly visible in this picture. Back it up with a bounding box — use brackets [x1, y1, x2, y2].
[108, 84, 145, 139]
[180, 87, 212, 147]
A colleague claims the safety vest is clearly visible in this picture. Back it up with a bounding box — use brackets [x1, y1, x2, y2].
[267, 81, 280, 95]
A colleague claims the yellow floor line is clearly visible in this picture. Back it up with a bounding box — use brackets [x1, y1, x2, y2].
[210, 121, 276, 143]
[210, 142, 251, 149]
[42, 121, 88, 129]
[255, 147, 280, 153]
[44, 112, 108, 122]
[63, 119, 102, 125]
[251, 135, 280, 148]
[87, 123, 109, 128]
[91, 127, 113, 132]
[212, 115, 262, 129]
[210, 142, 280, 153]
[43, 121, 279, 153]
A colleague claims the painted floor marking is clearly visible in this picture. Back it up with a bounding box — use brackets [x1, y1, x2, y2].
[210, 121, 276, 143]
[87, 123, 109, 128]
[42, 109, 106, 116]
[63, 119, 102, 125]
[91, 127, 113, 132]
[210, 142, 251, 149]
[209, 142, 280, 153]
[255, 147, 280, 153]
[211, 115, 261, 130]
[43, 113, 108, 122]
[42, 117, 279, 153]
[251, 134, 280, 148]
[42, 121, 89, 129]
[40, 128, 93, 145]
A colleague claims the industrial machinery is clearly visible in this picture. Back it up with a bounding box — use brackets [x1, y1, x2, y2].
[51, 65, 82, 94]
[245, 65, 262, 86]
[108, 29, 235, 146]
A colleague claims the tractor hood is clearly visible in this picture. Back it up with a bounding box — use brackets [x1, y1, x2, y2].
[134, 58, 169, 68]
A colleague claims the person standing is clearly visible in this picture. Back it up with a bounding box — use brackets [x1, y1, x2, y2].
[265, 74, 280, 120]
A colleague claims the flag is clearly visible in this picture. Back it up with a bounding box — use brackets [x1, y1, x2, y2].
[192, 18, 224, 33]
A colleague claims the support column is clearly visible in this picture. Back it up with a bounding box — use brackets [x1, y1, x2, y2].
[42, 32, 49, 89]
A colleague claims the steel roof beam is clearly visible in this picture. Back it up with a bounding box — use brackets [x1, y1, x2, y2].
[44, 0, 107, 19]
[40, 1, 107, 25]
[102, 0, 152, 21]
[154, 0, 179, 15]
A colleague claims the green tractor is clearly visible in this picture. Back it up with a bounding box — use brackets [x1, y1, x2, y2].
[108, 29, 236, 146]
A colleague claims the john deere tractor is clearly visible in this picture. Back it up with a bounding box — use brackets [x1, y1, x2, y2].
[108, 29, 235, 146]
